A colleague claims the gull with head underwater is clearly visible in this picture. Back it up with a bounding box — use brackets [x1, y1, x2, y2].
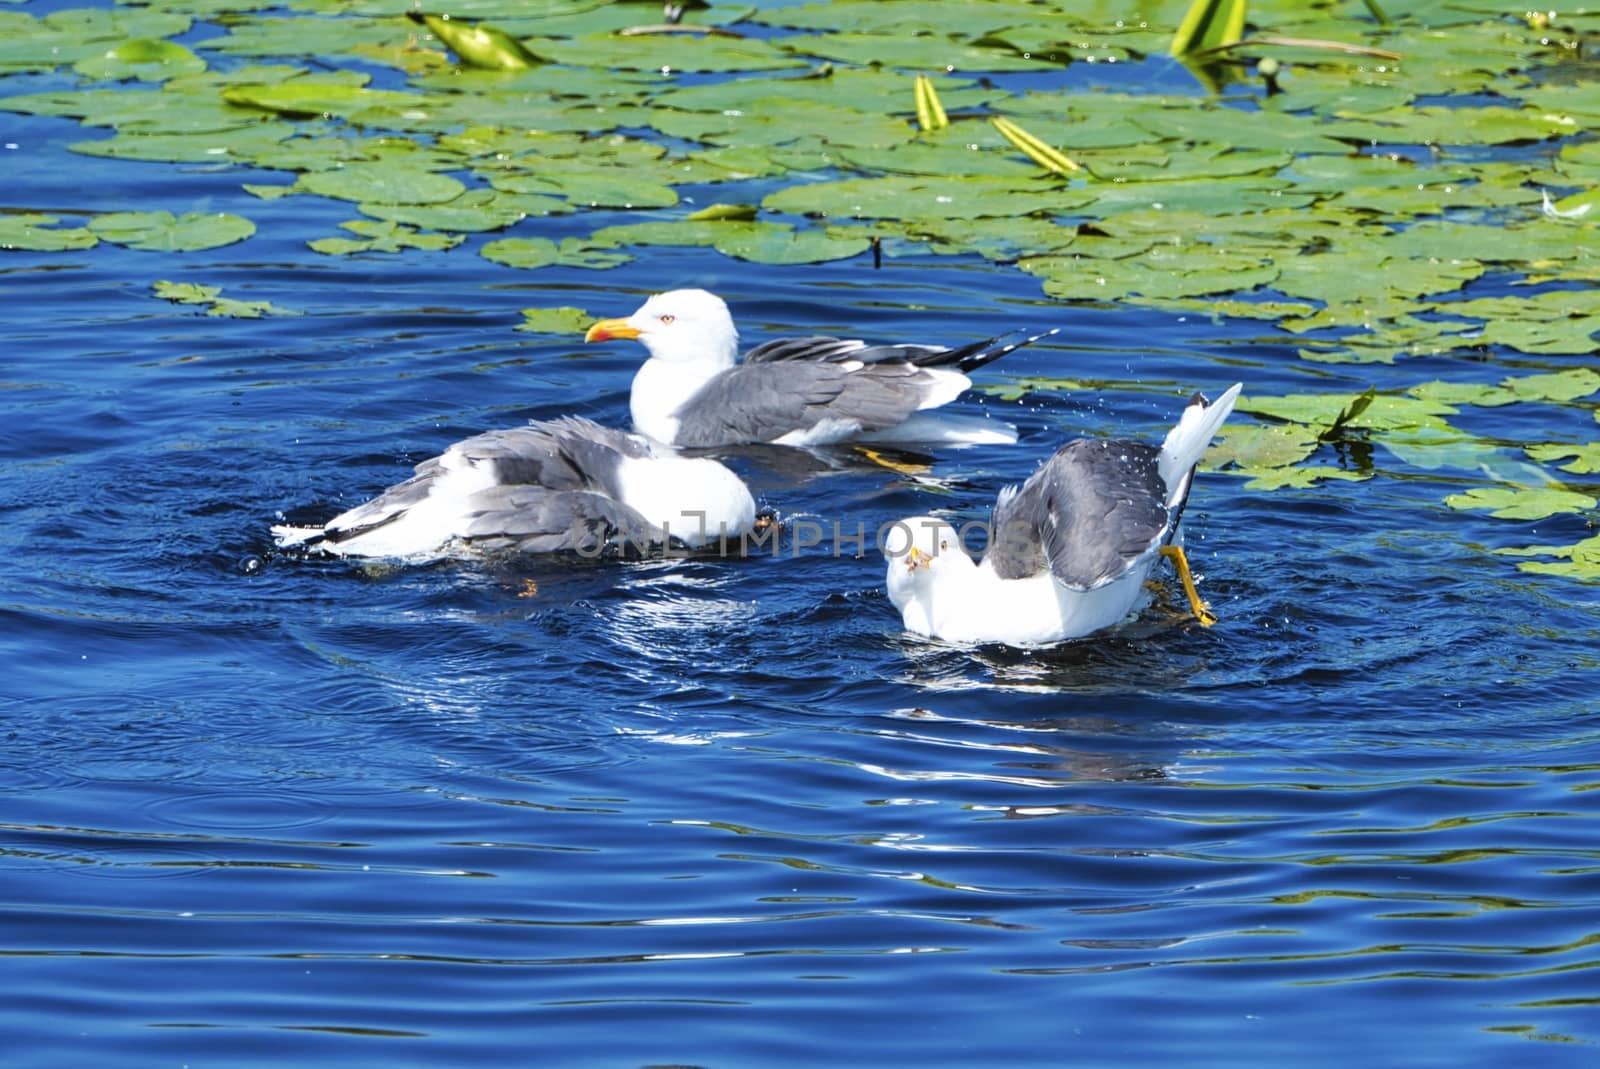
[883, 384, 1243, 646]
[272, 416, 756, 562]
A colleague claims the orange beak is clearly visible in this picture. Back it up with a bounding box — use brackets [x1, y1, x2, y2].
[584, 317, 641, 343]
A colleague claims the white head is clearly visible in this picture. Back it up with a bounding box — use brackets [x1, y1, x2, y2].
[584, 288, 740, 366]
[881, 515, 975, 614]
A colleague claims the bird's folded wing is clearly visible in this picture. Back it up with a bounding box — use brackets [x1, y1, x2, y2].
[988, 439, 1171, 590]
[670, 361, 948, 448]
[459, 486, 655, 556]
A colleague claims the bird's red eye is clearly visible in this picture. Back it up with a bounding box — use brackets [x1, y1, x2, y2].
[658, 314, 675, 324]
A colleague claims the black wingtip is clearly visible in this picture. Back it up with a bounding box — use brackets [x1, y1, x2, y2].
[953, 325, 1061, 373]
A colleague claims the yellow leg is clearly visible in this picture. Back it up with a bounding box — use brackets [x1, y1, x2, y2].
[854, 447, 931, 476]
[1159, 545, 1216, 627]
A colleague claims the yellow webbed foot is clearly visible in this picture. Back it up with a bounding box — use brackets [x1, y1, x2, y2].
[1159, 545, 1216, 627]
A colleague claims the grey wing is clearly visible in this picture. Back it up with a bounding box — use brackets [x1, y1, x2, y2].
[322, 416, 646, 544]
[987, 438, 1172, 590]
[671, 362, 950, 448]
[457, 486, 655, 556]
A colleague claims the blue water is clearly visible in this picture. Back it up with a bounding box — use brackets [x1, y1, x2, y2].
[6, 38, 1600, 1069]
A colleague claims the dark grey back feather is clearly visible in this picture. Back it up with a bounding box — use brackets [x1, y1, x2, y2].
[320, 416, 657, 552]
[986, 438, 1172, 590]
[671, 361, 947, 448]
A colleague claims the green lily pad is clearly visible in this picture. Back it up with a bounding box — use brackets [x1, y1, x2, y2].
[480, 236, 632, 270]
[1445, 485, 1597, 520]
[488, 169, 678, 210]
[1497, 534, 1600, 581]
[222, 82, 425, 119]
[202, 16, 413, 59]
[1411, 368, 1600, 408]
[1241, 391, 1458, 433]
[90, 211, 256, 252]
[977, 375, 1091, 403]
[74, 38, 207, 82]
[520, 33, 807, 73]
[764, 175, 1095, 221]
[152, 279, 286, 318]
[585, 218, 871, 265]
[0, 213, 99, 252]
[1271, 248, 1485, 305]
[307, 219, 465, 255]
[70, 122, 299, 163]
[297, 165, 467, 205]
[1019, 247, 1280, 302]
[711, 224, 871, 265]
[1203, 423, 1321, 472]
[1526, 443, 1600, 475]
[779, 31, 1062, 72]
[515, 306, 592, 335]
[1328, 105, 1581, 148]
[1237, 466, 1373, 491]
[358, 189, 567, 232]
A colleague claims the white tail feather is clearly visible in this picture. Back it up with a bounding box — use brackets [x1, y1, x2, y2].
[1158, 383, 1242, 508]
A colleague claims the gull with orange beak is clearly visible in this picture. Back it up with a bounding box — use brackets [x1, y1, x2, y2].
[883, 384, 1242, 645]
[585, 288, 1055, 450]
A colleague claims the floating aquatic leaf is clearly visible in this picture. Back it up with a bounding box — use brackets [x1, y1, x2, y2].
[711, 225, 871, 265]
[0, 213, 99, 252]
[1526, 443, 1600, 475]
[202, 16, 414, 59]
[1497, 534, 1600, 581]
[297, 165, 466, 205]
[74, 38, 207, 82]
[90, 211, 256, 252]
[1474, 318, 1600, 356]
[1271, 249, 1485, 306]
[976, 375, 1092, 404]
[222, 82, 424, 119]
[1411, 369, 1600, 408]
[516, 306, 593, 336]
[1241, 391, 1458, 432]
[755, 0, 1068, 36]
[489, 170, 678, 210]
[480, 236, 631, 270]
[520, 33, 806, 72]
[1329, 105, 1580, 148]
[764, 175, 1095, 221]
[152, 279, 286, 318]
[407, 13, 544, 71]
[1019, 247, 1279, 302]
[780, 32, 1061, 72]
[656, 66, 992, 117]
[1203, 424, 1321, 472]
[1239, 466, 1373, 491]
[70, 122, 299, 163]
[307, 219, 464, 255]
[358, 189, 567, 232]
[1445, 486, 1597, 520]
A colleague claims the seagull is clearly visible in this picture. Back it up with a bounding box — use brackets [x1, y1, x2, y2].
[272, 416, 756, 562]
[883, 384, 1243, 645]
[583, 288, 1055, 449]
